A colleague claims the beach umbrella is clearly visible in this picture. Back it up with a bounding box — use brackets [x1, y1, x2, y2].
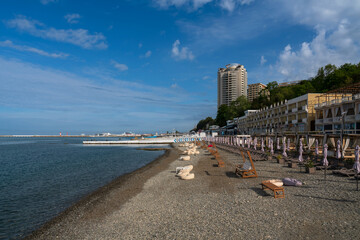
[268, 138, 271, 149]
[315, 139, 319, 156]
[254, 137, 257, 150]
[242, 137, 245, 148]
[287, 138, 291, 151]
[353, 145, 360, 191]
[277, 138, 280, 150]
[336, 139, 341, 159]
[323, 144, 329, 180]
[282, 140, 287, 158]
[299, 141, 304, 162]
[270, 138, 274, 155]
[261, 138, 265, 152]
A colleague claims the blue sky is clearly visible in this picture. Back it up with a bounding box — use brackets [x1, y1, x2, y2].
[1, 0, 360, 134]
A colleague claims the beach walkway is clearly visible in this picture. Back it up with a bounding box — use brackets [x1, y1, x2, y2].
[28, 144, 360, 239]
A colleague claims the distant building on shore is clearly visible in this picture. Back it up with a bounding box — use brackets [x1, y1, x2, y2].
[278, 80, 301, 87]
[218, 64, 247, 108]
[247, 83, 267, 102]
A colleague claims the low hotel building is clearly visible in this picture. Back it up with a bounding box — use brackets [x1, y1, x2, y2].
[314, 93, 360, 134]
[235, 93, 325, 134]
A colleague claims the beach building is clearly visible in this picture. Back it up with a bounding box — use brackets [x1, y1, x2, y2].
[218, 64, 247, 107]
[247, 83, 267, 102]
[278, 80, 301, 87]
[314, 83, 360, 134]
[235, 93, 326, 134]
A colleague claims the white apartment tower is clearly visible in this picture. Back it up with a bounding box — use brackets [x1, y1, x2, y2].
[218, 64, 248, 107]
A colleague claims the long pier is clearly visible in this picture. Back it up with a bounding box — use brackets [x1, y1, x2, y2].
[83, 139, 175, 144]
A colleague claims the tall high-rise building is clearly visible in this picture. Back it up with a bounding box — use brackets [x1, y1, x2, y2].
[217, 64, 247, 107]
[247, 83, 267, 102]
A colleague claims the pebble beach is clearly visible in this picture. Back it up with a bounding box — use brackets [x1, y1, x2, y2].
[27, 143, 360, 239]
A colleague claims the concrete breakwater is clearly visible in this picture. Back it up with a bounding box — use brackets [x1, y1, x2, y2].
[83, 137, 202, 145]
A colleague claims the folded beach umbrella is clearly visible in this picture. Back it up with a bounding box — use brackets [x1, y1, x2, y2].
[282, 140, 287, 158]
[353, 145, 360, 190]
[242, 137, 245, 148]
[277, 138, 280, 150]
[261, 138, 264, 152]
[336, 139, 341, 159]
[323, 144, 329, 166]
[323, 144, 329, 180]
[270, 138, 274, 155]
[248, 137, 251, 149]
[254, 137, 257, 150]
[315, 139, 319, 155]
[299, 141, 303, 162]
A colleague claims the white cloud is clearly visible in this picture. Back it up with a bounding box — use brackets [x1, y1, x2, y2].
[274, 0, 360, 81]
[111, 60, 128, 71]
[153, 0, 253, 11]
[171, 40, 194, 61]
[260, 55, 267, 65]
[64, 13, 81, 24]
[0, 40, 68, 58]
[6, 15, 107, 49]
[219, 0, 236, 12]
[140, 50, 152, 58]
[170, 83, 179, 88]
[276, 26, 360, 81]
[240, 0, 254, 5]
[145, 50, 152, 58]
[202, 76, 210, 80]
[0, 57, 213, 133]
[40, 0, 57, 5]
[138, 43, 143, 48]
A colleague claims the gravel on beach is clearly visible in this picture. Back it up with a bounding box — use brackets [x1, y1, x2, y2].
[28, 144, 360, 239]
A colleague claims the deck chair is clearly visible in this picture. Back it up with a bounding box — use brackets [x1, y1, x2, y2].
[235, 151, 258, 178]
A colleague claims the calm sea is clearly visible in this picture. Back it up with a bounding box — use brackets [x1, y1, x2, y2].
[0, 137, 168, 239]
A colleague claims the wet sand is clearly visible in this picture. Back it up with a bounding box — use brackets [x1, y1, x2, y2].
[27, 143, 360, 239]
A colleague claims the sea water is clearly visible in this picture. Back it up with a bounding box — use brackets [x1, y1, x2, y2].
[0, 137, 168, 239]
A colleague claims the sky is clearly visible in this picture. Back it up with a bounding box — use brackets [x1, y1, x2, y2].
[1, 0, 360, 135]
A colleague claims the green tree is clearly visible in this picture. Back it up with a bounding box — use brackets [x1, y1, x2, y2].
[229, 95, 251, 118]
[215, 104, 231, 127]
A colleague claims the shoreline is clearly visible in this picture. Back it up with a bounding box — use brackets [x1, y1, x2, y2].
[25, 145, 180, 239]
[25, 143, 360, 239]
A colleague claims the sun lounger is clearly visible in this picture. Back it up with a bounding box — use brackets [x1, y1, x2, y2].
[261, 181, 285, 199]
[235, 151, 258, 178]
